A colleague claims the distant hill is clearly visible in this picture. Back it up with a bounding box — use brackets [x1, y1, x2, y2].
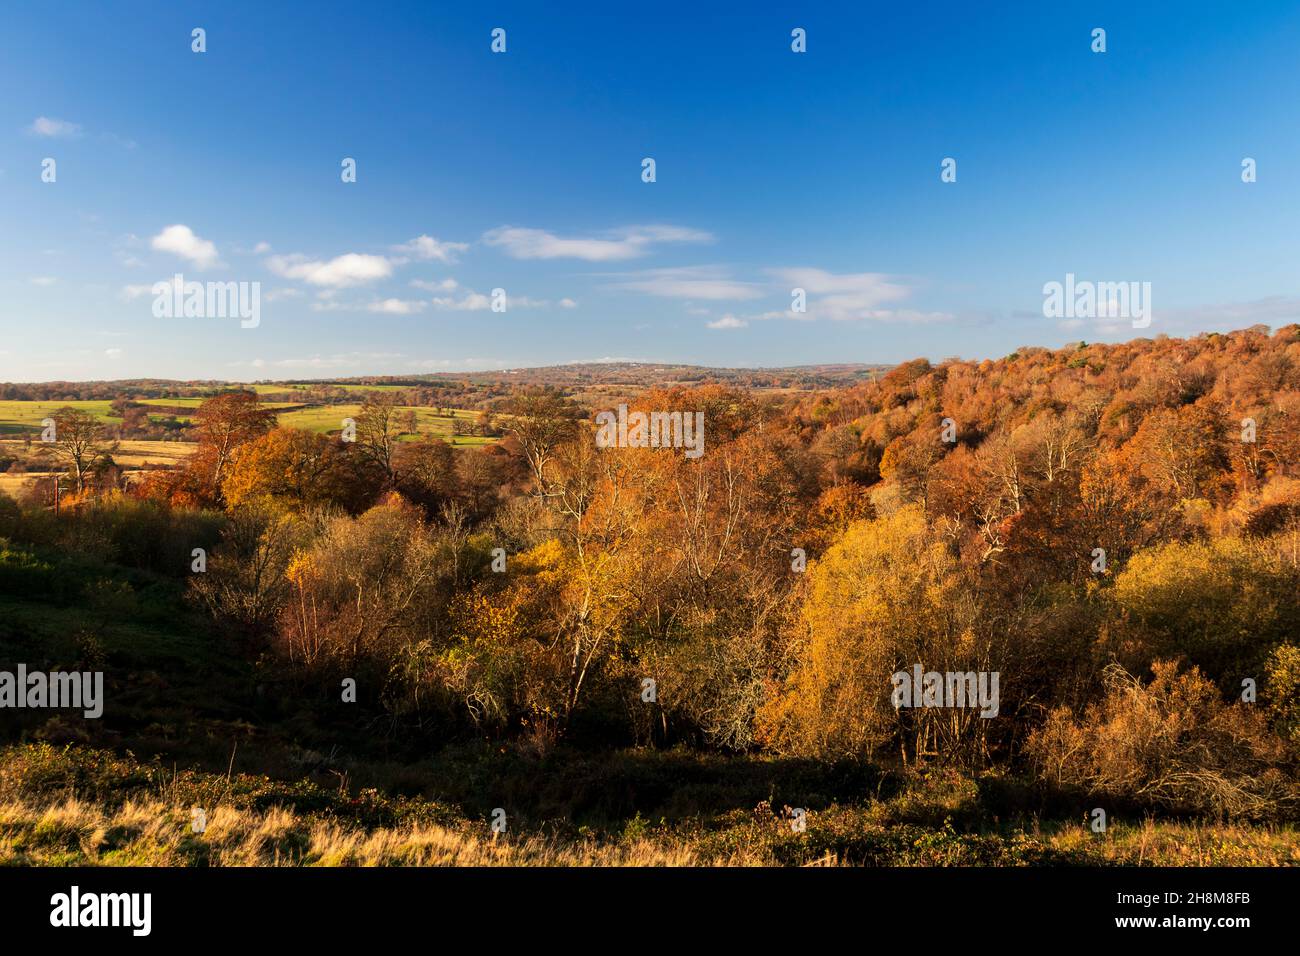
[0, 362, 892, 400]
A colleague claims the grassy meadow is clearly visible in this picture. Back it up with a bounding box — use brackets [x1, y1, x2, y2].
[0, 400, 116, 434]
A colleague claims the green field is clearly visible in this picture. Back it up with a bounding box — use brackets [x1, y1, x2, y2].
[0, 400, 118, 434]
[0, 398, 295, 432]
[275, 404, 491, 444]
[0, 398, 493, 446]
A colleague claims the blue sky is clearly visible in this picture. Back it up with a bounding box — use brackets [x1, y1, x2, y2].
[3, 0, 1299, 381]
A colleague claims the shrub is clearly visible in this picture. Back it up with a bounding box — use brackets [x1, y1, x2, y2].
[1028, 661, 1296, 820]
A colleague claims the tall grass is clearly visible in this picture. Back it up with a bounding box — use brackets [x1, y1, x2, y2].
[3, 793, 1296, 867]
[0, 797, 759, 866]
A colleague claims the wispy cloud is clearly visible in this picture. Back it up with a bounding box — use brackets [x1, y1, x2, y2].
[230, 352, 406, 370]
[766, 268, 945, 322]
[707, 314, 747, 330]
[1053, 294, 1300, 337]
[605, 265, 763, 300]
[483, 224, 711, 261]
[431, 291, 492, 311]
[392, 235, 469, 263]
[119, 284, 155, 301]
[28, 116, 81, 138]
[263, 287, 303, 303]
[407, 357, 514, 370]
[410, 278, 459, 292]
[428, 287, 549, 311]
[1157, 296, 1300, 332]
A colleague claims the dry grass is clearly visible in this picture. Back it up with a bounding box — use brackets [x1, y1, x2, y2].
[0, 472, 57, 498]
[0, 438, 197, 468]
[104, 440, 200, 466]
[0, 439, 199, 499]
[0, 797, 764, 867]
[4, 795, 1296, 867]
[1046, 818, 1300, 866]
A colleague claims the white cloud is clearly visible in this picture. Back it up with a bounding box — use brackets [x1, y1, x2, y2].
[431, 292, 492, 311]
[253, 241, 272, 254]
[483, 224, 711, 261]
[410, 278, 459, 292]
[559, 297, 578, 308]
[392, 235, 469, 263]
[104, 348, 124, 359]
[368, 298, 426, 315]
[119, 284, 155, 300]
[29, 276, 56, 287]
[151, 224, 221, 270]
[707, 314, 747, 330]
[606, 265, 763, 300]
[267, 252, 393, 288]
[29, 116, 81, 138]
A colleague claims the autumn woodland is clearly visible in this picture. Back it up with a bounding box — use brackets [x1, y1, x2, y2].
[0, 326, 1297, 867]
